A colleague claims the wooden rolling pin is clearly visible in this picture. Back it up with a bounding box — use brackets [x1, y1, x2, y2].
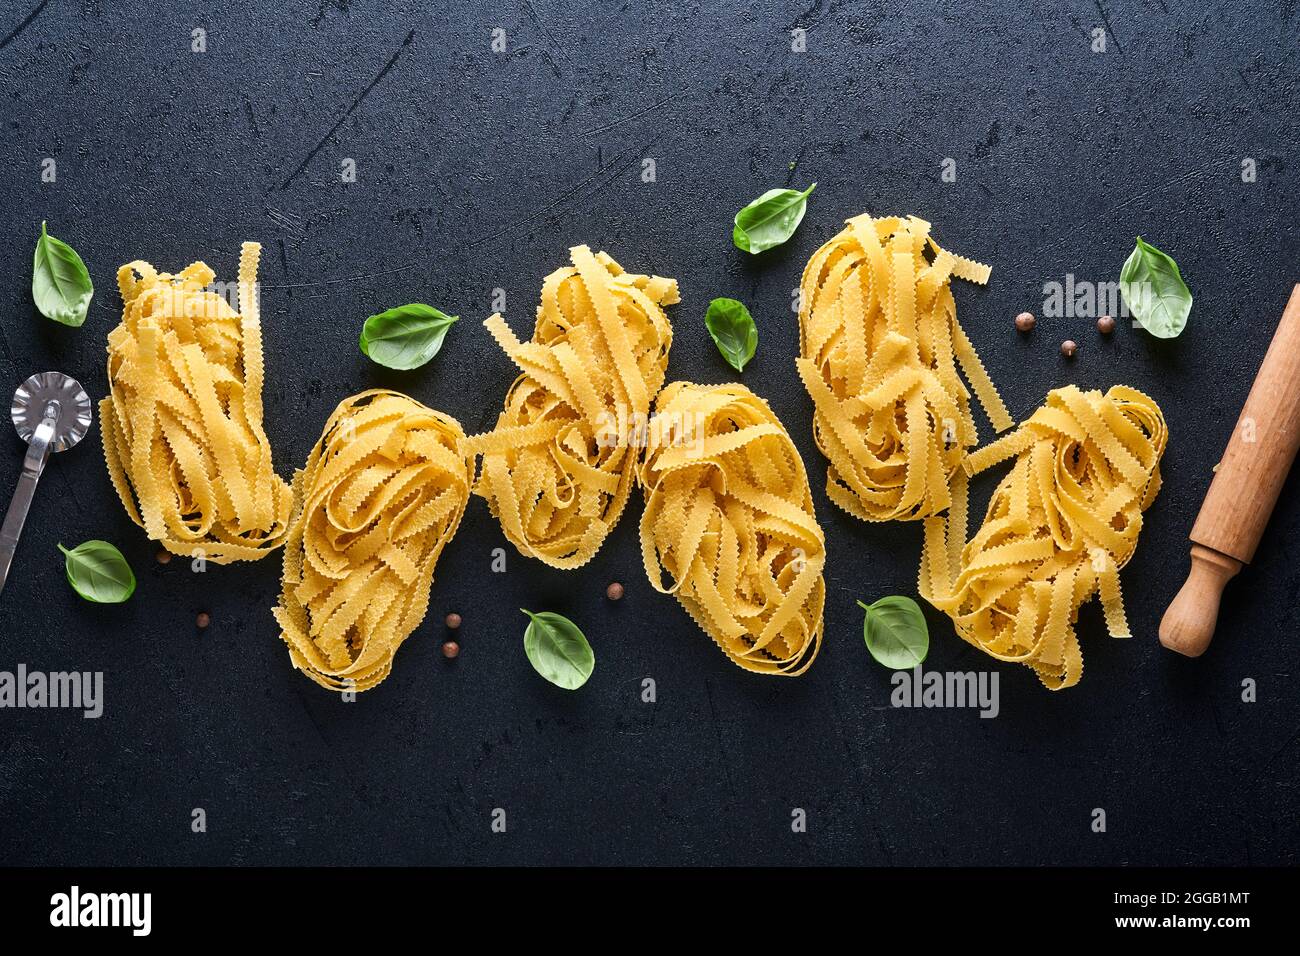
[1160, 284, 1300, 657]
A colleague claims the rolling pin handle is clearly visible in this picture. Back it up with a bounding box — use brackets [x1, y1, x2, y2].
[1159, 544, 1243, 658]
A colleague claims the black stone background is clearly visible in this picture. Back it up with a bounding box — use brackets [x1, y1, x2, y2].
[0, 0, 1297, 866]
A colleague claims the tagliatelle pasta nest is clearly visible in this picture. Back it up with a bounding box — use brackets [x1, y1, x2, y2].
[639, 382, 826, 676]
[273, 390, 472, 692]
[464, 245, 679, 569]
[919, 385, 1167, 689]
[795, 213, 1013, 523]
[100, 243, 293, 563]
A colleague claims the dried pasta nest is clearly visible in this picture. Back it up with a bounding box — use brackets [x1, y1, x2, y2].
[100, 242, 293, 563]
[273, 390, 472, 692]
[920, 385, 1168, 689]
[464, 245, 678, 569]
[639, 382, 826, 676]
[795, 213, 1013, 522]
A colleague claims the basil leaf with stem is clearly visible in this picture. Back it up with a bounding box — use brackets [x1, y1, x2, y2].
[858, 595, 929, 669]
[732, 183, 816, 254]
[521, 608, 595, 690]
[32, 221, 94, 327]
[59, 541, 136, 604]
[359, 303, 458, 370]
[1118, 236, 1192, 339]
[704, 297, 758, 373]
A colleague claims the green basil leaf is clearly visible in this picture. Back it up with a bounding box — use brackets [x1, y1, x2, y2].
[359, 303, 458, 370]
[521, 608, 594, 690]
[704, 297, 758, 373]
[732, 183, 815, 254]
[1118, 236, 1192, 339]
[58, 540, 135, 604]
[32, 221, 94, 327]
[858, 595, 928, 669]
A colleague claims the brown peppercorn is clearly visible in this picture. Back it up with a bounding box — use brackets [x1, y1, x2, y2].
[1097, 314, 1116, 334]
[442, 640, 460, 659]
[445, 612, 462, 630]
[196, 612, 210, 629]
[606, 581, 625, 601]
[156, 549, 171, 565]
[1014, 311, 1036, 333]
[1061, 340, 1078, 358]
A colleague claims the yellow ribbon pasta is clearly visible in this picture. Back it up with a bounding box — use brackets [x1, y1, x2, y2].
[273, 390, 472, 692]
[919, 385, 1167, 690]
[100, 242, 293, 563]
[795, 213, 1013, 523]
[464, 245, 679, 569]
[639, 382, 826, 676]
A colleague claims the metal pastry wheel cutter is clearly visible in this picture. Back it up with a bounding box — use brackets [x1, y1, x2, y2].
[0, 372, 93, 597]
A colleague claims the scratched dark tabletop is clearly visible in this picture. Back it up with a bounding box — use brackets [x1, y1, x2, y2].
[0, 0, 1297, 866]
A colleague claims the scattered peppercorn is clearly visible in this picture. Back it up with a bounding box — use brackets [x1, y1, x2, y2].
[156, 549, 171, 565]
[445, 612, 462, 630]
[606, 581, 625, 601]
[1097, 314, 1116, 334]
[1014, 312, 1036, 333]
[1061, 340, 1078, 358]
[442, 640, 460, 659]
[196, 612, 210, 629]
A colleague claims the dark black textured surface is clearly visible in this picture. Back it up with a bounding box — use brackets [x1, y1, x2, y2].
[1, 0, 1298, 866]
